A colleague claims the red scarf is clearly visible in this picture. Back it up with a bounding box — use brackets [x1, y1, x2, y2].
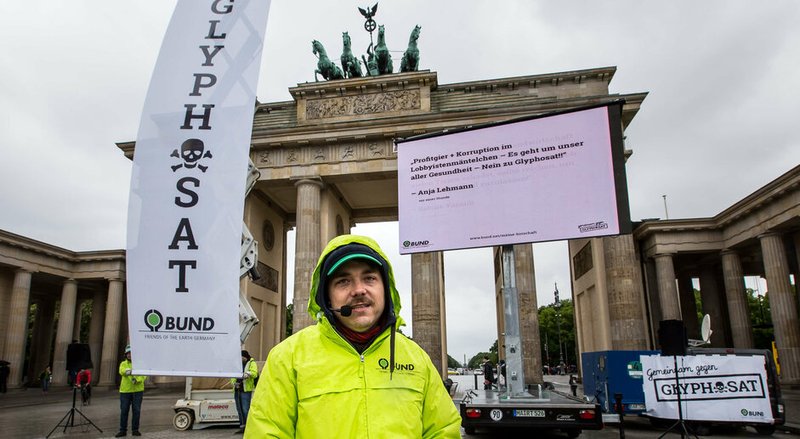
[334, 314, 387, 350]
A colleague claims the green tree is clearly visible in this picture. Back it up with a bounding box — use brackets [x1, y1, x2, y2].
[538, 299, 576, 367]
[447, 355, 461, 369]
[79, 301, 92, 342]
[467, 352, 494, 369]
[746, 288, 774, 350]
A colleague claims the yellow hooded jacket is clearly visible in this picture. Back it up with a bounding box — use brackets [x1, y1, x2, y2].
[118, 359, 146, 393]
[245, 235, 461, 438]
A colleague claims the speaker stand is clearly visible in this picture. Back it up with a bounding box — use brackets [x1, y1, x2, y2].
[46, 386, 102, 438]
[657, 355, 698, 439]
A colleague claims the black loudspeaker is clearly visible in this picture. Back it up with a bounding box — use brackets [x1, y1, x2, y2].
[66, 343, 93, 371]
[658, 320, 687, 356]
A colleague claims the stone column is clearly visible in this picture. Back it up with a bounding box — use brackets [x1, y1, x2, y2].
[678, 277, 700, 339]
[514, 244, 543, 385]
[98, 279, 124, 387]
[642, 259, 662, 340]
[292, 179, 323, 332]
[698, 268, 727, 348]
[51, 279, 78, 386]
[721, 250, 754, 348]
[603, 235, 648, 350]
[654, 254, 681, 320]
[88, 290, 106, 384]
[759, 233, 800, 384]
[411, 251, 447, 378]
[4, 269, 32, 388]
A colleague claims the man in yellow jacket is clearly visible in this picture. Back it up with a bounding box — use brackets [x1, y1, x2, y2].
[116, 345, 146, 437]
[246, 235, 461, 438]
[233, 350, 259, 434]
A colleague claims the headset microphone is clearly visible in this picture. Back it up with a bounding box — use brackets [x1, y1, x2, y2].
[332, 305, 353, 317]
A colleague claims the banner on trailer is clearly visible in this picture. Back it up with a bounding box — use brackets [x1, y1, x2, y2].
[641, 354, 773, 423]
[395, 102, 629, 254]
[126, 0, 271, 377]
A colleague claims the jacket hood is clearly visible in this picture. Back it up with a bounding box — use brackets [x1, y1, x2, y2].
[307, 234, 403, 326]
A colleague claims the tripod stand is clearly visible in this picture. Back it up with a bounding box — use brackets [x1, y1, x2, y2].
[657, 355, 698, 439]
[46, 386, 102, 438]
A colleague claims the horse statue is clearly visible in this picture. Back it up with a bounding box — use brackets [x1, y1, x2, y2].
[400, 25, 421, 72]
[340, 32, 363, 78]
[374, 25, 393, 75]
[312, 40, 344, 81]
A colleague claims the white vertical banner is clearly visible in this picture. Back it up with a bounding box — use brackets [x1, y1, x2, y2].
[126, 0, 271, 377]
[641, 354, 773, 423]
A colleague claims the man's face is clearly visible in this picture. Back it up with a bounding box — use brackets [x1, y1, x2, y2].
[327, 259, 385, 332]
[126, 352, 132, 361]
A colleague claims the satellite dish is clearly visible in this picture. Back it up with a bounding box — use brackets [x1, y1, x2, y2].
[700, 314, 712, 343]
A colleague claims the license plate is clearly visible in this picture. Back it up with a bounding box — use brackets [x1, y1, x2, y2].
[628, 403, 646, 410]
[514, 409, 545, 417]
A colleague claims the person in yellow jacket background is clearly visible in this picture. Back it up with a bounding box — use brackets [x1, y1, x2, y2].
[246, 235, 461, 438]
[115, 345, 146, 437]
[233, 350, 259, 434]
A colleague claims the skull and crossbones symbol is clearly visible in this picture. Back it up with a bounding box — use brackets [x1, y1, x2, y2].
[171, 138, 212, 172]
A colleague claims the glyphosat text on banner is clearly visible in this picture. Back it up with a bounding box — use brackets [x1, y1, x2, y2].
[641, 354, 773, 423]
[126, 0, 271, 377]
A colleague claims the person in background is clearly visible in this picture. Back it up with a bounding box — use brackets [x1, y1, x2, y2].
[482, 356, 495, 390]
[40, 366, 52, 394]
[233, 350, 259, 434]
[116, 345, 146, 437]
[246, 235, 461, 438]
[75, 368, 92, 405]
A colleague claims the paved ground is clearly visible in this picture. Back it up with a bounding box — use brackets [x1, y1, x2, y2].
[0, 374, 796, 438]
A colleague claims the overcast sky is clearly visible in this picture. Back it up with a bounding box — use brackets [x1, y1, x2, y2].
[2, 1, 798, 365]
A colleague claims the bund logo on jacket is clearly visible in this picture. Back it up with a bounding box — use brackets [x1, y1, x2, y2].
[377, 358, 416, 374]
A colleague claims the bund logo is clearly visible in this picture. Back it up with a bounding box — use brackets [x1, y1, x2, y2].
[402, 240, 431, 249]
[144, 309, 164, 332]
[378, 358, 416, 372]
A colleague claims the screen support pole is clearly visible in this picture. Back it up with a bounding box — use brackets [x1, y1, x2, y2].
[502, 245, 528, 396]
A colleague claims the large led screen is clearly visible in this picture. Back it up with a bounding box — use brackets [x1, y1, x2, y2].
[396, 102, 630, 254]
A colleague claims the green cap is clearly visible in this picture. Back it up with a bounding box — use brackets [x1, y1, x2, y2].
[326, 253, 382, 275]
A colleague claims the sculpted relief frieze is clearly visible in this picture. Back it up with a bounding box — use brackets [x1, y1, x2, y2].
[306, 90, 421, 120]
[256, 140, 393, 168]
